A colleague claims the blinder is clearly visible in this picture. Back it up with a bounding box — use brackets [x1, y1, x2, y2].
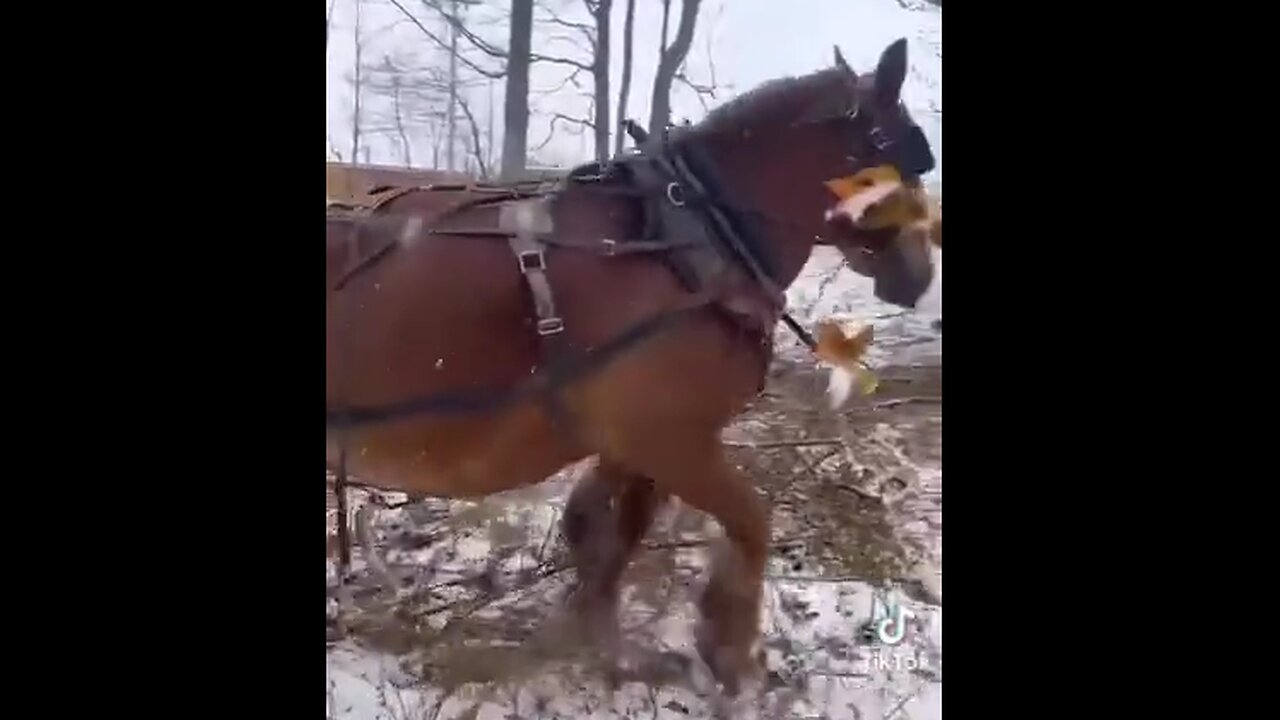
[869, 121, 934, 181]
[896, 123, 935, 178]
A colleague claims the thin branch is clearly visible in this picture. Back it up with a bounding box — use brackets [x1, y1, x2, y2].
[529, 53, 593, 72]
[833, 482, 882, 501]
[847, 396, 943, 412]
[545, 32, 595, 58]
[531, 67, 586, 97]
[642, 534, 815, 553]
[385, 0, 507, 78]
[723, 438, 844, 450]
[455, 93, 490, 179]
[417, 0, 510, 58]
[539, 5, 596, 42]
[674, 70, 716, 113]
[531, 112, 590, 152]
[552, 111, 594, 130]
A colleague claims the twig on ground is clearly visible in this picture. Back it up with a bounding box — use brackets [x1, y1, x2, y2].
[766, 572, 887, 584]
[536, 509, 560, 563]
[883, 679, 926, 720]
[834, 482, 881, 501]
[724, 438, 844, 450]
[808, 669, 873, 679]
[356, 504, 404, 593]
[642, 534, 814, 552]
[411, 561, 571, 620]
[851, 396, 942, 412]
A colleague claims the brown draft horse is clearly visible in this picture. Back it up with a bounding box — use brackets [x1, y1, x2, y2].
[327, 39, 938, 694]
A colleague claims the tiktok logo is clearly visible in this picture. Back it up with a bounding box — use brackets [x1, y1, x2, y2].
[871, 594, 915, 646]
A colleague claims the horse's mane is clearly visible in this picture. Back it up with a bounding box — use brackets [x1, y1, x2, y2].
[692, 67, 846, 137]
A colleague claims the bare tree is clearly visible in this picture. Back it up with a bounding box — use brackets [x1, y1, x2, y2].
[503, 0, 533, 177]
[445, 0, 460, 169]
[456, 93, 491, 178]
[386, 0, 532, 176]
[391, 71, 412, 166]
[648, 0, 702, 135]
[614, 0, 636, 155]
[540, 0, 612, 162]
[587, 0, 611, 162]
[672, 0, 724, 115]
[389, 0, 612, 176]
[365, 55, 423, 166]
[362, 45, 462, 170]
[350, 0, 365, 163]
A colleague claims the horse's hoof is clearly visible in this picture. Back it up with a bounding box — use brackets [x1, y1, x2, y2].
[696, 630, 762, 698]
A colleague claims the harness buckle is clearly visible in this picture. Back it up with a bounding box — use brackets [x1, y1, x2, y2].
[665, 182, 686, 207]
[517, 249, 546, 272]
[536, 317, 565, 336]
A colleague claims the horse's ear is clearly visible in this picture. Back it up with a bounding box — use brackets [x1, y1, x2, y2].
[874, 38, 909, 107]
[833, 45, 853, 75]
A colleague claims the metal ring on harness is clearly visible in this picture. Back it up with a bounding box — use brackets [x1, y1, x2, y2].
[665, 182, 686, 207]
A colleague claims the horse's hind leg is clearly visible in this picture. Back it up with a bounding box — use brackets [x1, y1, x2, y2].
[561, 460, 668, 666]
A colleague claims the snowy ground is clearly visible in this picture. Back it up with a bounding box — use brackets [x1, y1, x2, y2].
[327, 247, 942, 719]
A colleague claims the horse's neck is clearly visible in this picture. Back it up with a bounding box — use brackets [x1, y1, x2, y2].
[697, 136, 824, 292]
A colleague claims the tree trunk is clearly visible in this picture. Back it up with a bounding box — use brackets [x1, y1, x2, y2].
[392, 75, 412, 167]
[501, 0, 534, 178]
[487, 79, 496, 174]
[614, 0, 636, 155]
[648, 0, 700, 135]
[351, 0, 364, 163]
[446, 0, 460, 172]
[591, 0, 612, 162]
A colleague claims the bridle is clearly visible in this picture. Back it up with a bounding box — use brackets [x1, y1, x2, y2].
[660, 90, 935, 349]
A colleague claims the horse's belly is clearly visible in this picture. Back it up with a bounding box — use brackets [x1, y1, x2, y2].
[327, 401, 585, 499]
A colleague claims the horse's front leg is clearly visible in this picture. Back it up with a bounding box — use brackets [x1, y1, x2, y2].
[608, 435, 769, 696]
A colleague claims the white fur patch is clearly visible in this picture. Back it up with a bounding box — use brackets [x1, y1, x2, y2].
[824, 180, 902, 225]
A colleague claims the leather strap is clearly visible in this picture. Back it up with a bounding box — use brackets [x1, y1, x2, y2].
[500, 200, 566, 356]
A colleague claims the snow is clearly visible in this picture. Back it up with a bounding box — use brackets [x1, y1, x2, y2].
[327, 355, 942, 719]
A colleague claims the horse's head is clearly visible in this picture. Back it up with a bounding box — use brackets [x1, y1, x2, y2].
[685, 39, 938, 308]
[818, 41, 938, 309]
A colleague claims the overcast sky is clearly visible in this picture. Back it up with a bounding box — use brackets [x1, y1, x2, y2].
[326, 0, 941, 186]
